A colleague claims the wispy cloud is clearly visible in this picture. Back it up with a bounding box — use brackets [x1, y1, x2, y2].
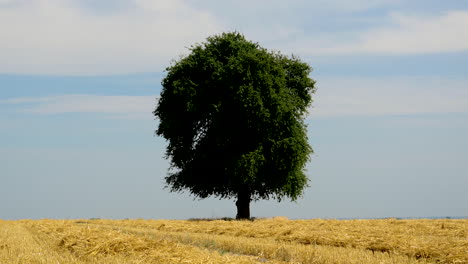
[3, 95, 158, 119]
[309, 77, 468, 118]
[292, 11, 468, 55]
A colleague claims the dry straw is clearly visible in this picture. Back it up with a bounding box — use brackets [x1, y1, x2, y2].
[1, 218, 466, 264]
[90, 217, 467, 263]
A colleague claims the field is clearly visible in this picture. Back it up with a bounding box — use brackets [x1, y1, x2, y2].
[0, 218, 466, 264]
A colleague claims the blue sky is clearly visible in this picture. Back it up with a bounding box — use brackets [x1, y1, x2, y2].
[1, 0, 467, 220]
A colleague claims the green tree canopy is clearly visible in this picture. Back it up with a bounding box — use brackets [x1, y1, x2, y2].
[154, 32, 316, 219]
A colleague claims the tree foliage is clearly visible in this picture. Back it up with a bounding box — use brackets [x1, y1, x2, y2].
[154, 32, 316, 215]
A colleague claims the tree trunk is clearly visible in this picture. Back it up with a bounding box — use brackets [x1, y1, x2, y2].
[235, 187, 251, 219]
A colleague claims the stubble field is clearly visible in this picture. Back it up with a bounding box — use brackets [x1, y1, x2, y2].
[0, 217, 466, 264]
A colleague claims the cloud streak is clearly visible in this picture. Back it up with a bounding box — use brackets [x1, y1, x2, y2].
[327, 11, 468, 54]
[3, 95, 158, 118]
[277, 11, 468, 56]
[310, 77, 468, 118]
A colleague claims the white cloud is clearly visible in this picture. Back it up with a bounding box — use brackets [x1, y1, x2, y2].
[189, 0, 399, 16]
[187, 0, 401, 51]
[302, 0, 400, 13]
[0, 0, 224, 75]
[1, 0, 467, 75]
[309, 77, 468, 118]
[4, 94, 158, 118]
[295, 11, 468, 55]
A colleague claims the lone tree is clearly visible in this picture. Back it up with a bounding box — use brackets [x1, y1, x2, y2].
[154, 32, 316, 219]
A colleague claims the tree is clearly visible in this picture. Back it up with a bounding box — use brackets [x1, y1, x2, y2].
[154, 32, 316, 219]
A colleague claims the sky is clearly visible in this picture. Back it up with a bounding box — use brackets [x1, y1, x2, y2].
[1, 0, 467, 220]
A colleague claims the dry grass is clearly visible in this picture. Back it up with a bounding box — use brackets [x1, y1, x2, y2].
[18, 220, 276, 264]
[1, 218, 466, 264]
[0, 220, 81, 264]
[90, 217, 467, 264]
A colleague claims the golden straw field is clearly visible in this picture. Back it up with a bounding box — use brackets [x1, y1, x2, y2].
[0, 218, 466, 264]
